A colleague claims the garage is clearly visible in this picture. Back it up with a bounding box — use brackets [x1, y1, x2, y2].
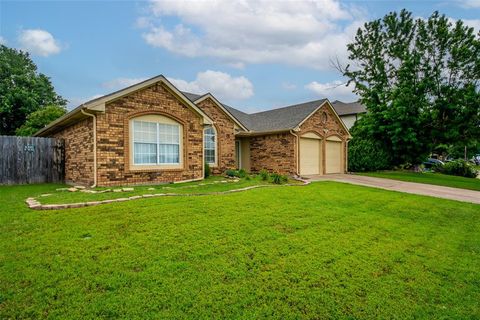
[299, 133, 322, 175]
[325, 136, 343, 174]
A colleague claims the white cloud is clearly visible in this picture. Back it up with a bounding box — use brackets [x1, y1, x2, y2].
[168, 70, 254, 101]
[456, 0, 480, 8]
[67, 94, 104, 110]
[0, 36, 6, 45]
[140, 0, 365, 70]
[445, 17, 480, 32]
[305, 80, 357, 102]
[18, 29, 61, 57]
[462, 18, 480, 31]
[102, 77, 148, 90]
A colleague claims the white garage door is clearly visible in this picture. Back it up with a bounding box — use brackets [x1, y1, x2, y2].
[326, 141, 342, 174]
[300, 137, 320, 175]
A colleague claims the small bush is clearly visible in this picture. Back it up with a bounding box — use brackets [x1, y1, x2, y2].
[225, 169, 237, 177]
[237, 169, 247, 178]
[259, 169, 269, 181]
[270, 173, 288, 184]
[435, 160, 478, 178]
[225, 169, 249, 178]
[204, 163, 211, 178]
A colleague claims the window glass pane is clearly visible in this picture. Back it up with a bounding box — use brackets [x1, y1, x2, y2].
[159, 144, 179, 164]
[204, 126, 216, 164]
[159, 124, 180, 144]
[205, 149, 215, 164]
[132, 119, 181, 166]
[133, 121, 157, 143]
[134, 143, 157, 164]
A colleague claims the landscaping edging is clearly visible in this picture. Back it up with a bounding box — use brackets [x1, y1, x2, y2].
[25, 179, 310, 210]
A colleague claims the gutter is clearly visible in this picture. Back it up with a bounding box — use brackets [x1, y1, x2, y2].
[235, 128, 293, 137]
[81, 108, 97, 188]
[289, 129, 300, 175]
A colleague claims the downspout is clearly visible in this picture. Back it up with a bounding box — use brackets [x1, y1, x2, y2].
[345, 139, 350, 173]
[81, 108, 97, 188]
[290, 129, 300, 176]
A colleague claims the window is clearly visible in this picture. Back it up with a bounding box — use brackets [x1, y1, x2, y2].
[204, 126, 216, 165]
[321, 111, 328, 124]
[131, 116, 181, 166]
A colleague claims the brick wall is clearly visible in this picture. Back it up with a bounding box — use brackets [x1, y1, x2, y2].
[249, 132, 296, 175]
[298, 104, 349, 173]
[95, 83, 204, 186]
[196, 98, 236, 174]
[53, 118, 94, 186]
[298, 104, 348, 139]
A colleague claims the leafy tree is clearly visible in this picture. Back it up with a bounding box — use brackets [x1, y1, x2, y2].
[343, 10, 480, 166]
[15, 105, 66, 136]
[0, 45, 66, 135]
[347, 119, 392, 172]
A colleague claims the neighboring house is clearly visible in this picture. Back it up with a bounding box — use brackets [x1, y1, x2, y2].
[331, 100, 366, 130]
[35, 75, 351, 186]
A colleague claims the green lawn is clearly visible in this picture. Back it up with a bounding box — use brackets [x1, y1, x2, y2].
[37, 176, 285, 205]
[1, 181, 479, 319]
[359, 171, 480, 191]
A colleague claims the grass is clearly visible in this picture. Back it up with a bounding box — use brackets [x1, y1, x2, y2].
[1, 181, 479, 319]
[359, 170, 480, 191]
[36, 176, 286, 205]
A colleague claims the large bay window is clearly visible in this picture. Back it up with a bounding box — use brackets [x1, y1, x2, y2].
[130, 115, 182, 168]
[204, 126, 216, 165]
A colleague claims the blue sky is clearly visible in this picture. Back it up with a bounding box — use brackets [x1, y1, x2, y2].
[1, 0, 479, 113]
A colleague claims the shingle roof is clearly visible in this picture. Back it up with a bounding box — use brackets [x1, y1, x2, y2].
[181, 91, 363, 133]
[331, 100, 366, 116]
[235, 99, 327, 132]
[182, 91, 204, 102]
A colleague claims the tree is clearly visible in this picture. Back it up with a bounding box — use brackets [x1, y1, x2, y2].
[343, 10, 480, 166]
[15, 105, 66, 136]
[0, 45, 66, 135]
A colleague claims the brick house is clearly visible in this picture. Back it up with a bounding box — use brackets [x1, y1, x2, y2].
[35, 75, 351, 187]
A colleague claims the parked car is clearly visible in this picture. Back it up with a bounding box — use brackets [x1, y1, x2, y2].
[471, 154, 480, 165]
[423, 158, 444, 170]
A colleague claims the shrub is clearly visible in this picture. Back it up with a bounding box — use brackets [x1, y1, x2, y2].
[225, 169, 249, 178]
[237, 169, 247, 178]
[225, 169, 236, 177]
[259, 169, 269, 181]
[348, 135, 392, 172]
[435, 160, 478, 178]
[270, 173, 288, 184]
[204, 163, 211, 178]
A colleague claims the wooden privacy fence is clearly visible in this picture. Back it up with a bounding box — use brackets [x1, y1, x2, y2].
[0, 136, 65, 185]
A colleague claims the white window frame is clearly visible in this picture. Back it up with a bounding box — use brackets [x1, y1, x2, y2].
[130, 115, 183, 170]
[204, 125, 217, 166]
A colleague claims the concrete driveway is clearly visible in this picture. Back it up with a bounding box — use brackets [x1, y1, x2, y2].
[305, 174, 480, 205]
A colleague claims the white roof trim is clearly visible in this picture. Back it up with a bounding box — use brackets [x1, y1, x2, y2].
[295, 100, 351, 138]
[35, 75, 215, 136]
[83, 75, 213, 124]
[193, 93, 249, 131]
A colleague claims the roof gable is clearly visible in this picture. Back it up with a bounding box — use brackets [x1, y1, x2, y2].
[83, 76, 212, 123]
[187, 93, 249, 131]
[35, 76, 213, 136]
[297, 100, 351, 138]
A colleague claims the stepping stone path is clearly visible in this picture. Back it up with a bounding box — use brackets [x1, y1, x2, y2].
[25, 179, 309, 210]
